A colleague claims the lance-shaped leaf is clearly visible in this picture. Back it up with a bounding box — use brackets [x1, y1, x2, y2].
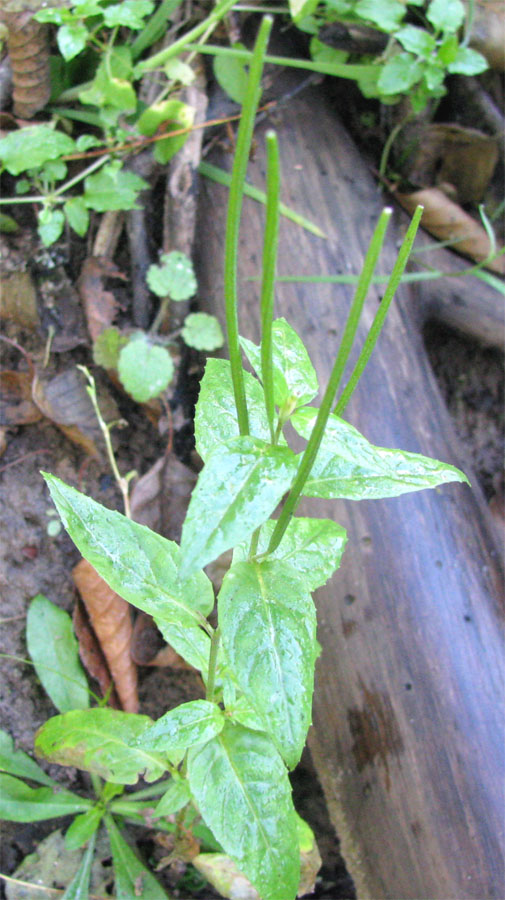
[135, 700, 224, 753]
[292, 408, 469, 499]
[240, 318, 319, 409]
[61, 830, 97, 900]
[0, 774, 91, 822]
[179, 438, 298, 578]
[43, 474, 213, 673]
[155, 778, 191, 816]
[27, 594, 89, 713]
[188, 722, 299, 900]
[35, 708, 167, 784]
[218, 560, 317, 768]
[234, 516, 347, 590]
[0, 729, 57, 786]
[194, 357, 286, 462]
[105, 815, 171, 899]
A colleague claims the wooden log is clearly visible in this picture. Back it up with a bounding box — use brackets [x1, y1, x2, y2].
[194, 87, 505, 900]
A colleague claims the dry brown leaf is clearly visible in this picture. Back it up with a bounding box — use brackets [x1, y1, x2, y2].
[469, 0, 505, 70]
[32, 367, 118, 457]
[0, 370, 42, 425]
[73, 558, 138, 713]
[73, 595, 120, 708]
[1, 11, 51, 118]
[130, 454, 196, 541]
[0, 270, 39, 330]
[131, 611, 192, 668]
[405, 124, 498, 205]
[396, 187, 505, 274]
[77, 256, 127, 342]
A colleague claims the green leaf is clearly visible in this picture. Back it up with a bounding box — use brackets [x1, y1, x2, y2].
[26, 594, 89, 714]
[292, 408, 469, 499]
[395, 25, 436, 56]
[118, 335, 174, 401]
[437, 33, 459, 64]
[0, 212, 19, 233]
[219, 561, 316, 768]
[289, 0, 318, 21]
[423, 62, 446, 92]
[0, 126, 75, 175]
[164, 58, 195, 86]
[62, 830, 96, 900]
[83, 161, 148, 212]
[57, 23, 89, 60]
[79, 47, 135, 110]
[65, 806, 103, 851]
[106, 815, 171, 899]
[427, 0, 465, 32]
[377, 52, 423, 94]
[234, 516, 347, 590]
[93, 326, 128, 369]
[35, 709, 167, 784]
[355, 0, 405, 31]
[240, 317, 319, 410]
[103, 0, 155, 29]
[188, 722, 299, 900]
[136, 99, 194, 164]
[226, 696, 265, 732]
[135, 700, 224, 753]
[155, 778, 191, 816]
[146, 250, 197, 300]
[182, 312, 224, 351]
[0, 729, 57, 786]
[447, 46, 488, 75]
[179, 437, 298, 578]
[213, 43, 249, 104]
[0, 774, 90, 822]
[43, 474, 213, 672]
[64, 197, 89, 237]
[194, 358, 286, 462]
[38, 208, 65, 247]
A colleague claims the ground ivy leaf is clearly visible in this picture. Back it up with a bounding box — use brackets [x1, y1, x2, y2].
[105, 815, 171, 899]
[0, 126, 75, 175]
[292, 408, 469, 499]
[35, 709, 166, 784]
[26, 594, 89, 714]
[0, 774, 90, 822]
[43, 474, 213, 672]
[118, 335, 174, 401]
[83, 161, 148, 212]
[218, 560, 317, 769]
[182, 312, 224, 351]
[240, 318, 319, 409]
[179, 438, 298, 578]
[135, 700, 224, 753]
[234, 516, 347, 590]
[146, 250, 197, 300]
[188, 722, 299, 900]
[194, 358, 287, 462]
[0, 730, 58, 787]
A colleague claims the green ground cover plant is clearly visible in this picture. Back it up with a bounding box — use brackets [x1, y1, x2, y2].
[0, 17, 471, 900]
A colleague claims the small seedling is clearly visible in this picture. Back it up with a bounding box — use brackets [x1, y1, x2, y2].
[31, 19, 468, 900]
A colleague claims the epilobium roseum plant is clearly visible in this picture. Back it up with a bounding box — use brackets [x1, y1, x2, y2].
[37, 18, 467, 900]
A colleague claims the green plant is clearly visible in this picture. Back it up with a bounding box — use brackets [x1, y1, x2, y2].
[7, 18, 469, 900]
[93, 250, 224, 403]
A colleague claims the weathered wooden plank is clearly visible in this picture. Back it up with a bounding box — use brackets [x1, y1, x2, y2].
[194, 87, 504, 900]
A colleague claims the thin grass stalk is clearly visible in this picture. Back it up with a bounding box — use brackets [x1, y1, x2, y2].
[260, 131, 281, 441]
[334, 205, 423, 416]
[223, 15, 273, 435]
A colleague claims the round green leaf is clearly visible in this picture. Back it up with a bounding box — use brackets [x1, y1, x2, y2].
[38, 209, 65, 247]
[118, 336, 174, 401]
[427, 0, 465, 32]
[0, 126, 75, 175]
[57, 22, 88, 60]
[213, 44, 249, 104]
[182, 313, 224, 351]
[447, 46, 488, 75]
[64, 197, 89, 237]
[146, 250, 197, 300]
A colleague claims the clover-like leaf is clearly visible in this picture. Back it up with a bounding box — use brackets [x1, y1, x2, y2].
[146, 250, 197, 300]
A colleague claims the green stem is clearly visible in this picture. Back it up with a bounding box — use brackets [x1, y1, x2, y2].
[334, 205, 423, 416]
[134, 0, 237, 76]
[185, 42, 377, 80]
[52, 154, 109, 198]
[131, 0, 182, 60]
[205, 629, 220, 703]
[224, 15, 273, 436]
[260, 131, 281, 441]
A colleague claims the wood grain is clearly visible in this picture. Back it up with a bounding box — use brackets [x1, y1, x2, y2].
[194, 88, 504, 899]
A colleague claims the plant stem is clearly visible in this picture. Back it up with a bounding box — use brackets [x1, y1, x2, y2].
[334, 205, 424, 415]
[205, 629, 220, 703]
[185, 42, 377, 80]
[223, 15, 273, 436]
[260, 131, 281, 442]
[134, 0, 237, 75]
